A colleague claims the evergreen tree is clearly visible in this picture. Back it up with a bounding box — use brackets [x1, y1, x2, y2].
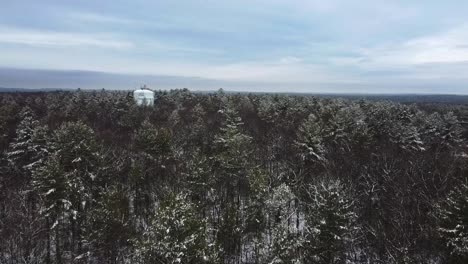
[135, 193, 212, 263]
[302, 180, 356, 264]
[134, 120, 172, 159]
[3, 107, 49, 263]
[212, 104, 252, 260]
[131, 120, 173, 219]
[33, 121, 100, 262]
[7, 107, 48, 182]
[87, 184, 133, 262]
[297, 113, 326, 163]
[263, 183, 303, 264]
[268, 225, 304, 264]
[437, 181, 468, 262]
[33, 155, 69, 264]
[0, 90, 467, 263]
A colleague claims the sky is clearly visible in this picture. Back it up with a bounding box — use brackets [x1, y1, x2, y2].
[1, 0, 468, 94]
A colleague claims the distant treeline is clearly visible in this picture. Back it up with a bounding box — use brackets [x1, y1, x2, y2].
[1, 89, 468, 263]
[2, 87, 468, 105]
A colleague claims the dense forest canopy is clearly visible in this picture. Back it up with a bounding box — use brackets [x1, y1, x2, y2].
[1, 89, 468, 264]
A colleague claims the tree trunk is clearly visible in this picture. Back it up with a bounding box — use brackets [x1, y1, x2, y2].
[56, 223, 62, 264]
[46, 217, 51, 264]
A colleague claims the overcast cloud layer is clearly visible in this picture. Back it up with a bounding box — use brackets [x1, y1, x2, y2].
[1, 0, 468, 94]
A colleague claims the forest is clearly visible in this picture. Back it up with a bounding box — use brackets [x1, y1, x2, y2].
[0, 89, 468, 264]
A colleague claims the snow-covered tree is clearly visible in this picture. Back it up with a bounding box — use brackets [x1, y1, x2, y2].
[2, 108, 50, 263]
[297, 113, 326, 163]
[135, 193, 212, 264]
[245, 168, 268, 235]
[185, 151, 215, 208]
[437, 181, 468, 261]
[87, 184, 133, 262]
[32, 155, 68, 264]
[389, 107, 425, 152]
[268, 225, 304, 264]
[2, 89, 468, 263]
[7, 108, 37, 165]
[134, 120, 172, 159]
[302, 180, 356, 264]
[7, 107, 49, 180]
[214, 104, 253, 170]
[131, 120, 174, 219]
[212, 104, 252, 260]
[33, 121, 100, 262]
[185, 103, 209, 150]
[50, 121, 99, 210]
[262, 183, 303, 264]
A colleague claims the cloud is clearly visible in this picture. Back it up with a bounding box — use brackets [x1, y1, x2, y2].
[350, 24, 468, 67]
[1, 1, 468, 94]
[0, 43, 351, 84]
[406, 25, 468, 64]
[2, 67, 467, 94]
[0, 26, 133, 49]
[67, 10, 234, 34]
[69, 12, 139, 25]
[278, 56, 303, 64]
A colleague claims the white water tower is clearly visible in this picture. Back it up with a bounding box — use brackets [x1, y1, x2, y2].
[133, 85, 155, 106]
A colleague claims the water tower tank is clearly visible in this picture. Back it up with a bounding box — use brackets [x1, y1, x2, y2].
[133, 86, 154, 106]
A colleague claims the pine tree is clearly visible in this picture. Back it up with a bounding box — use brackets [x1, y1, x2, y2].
[245, 168, 268, 236]
[268, 225, 304, 264]
[214, 105, 253, 170]
[33, 155, 68, 264]
[7, 107, 48, 182]
[87, 184, 133, 262]
[33, 121, 100, 262]
[297, 113, 326, 163]
[212, 104, 252, 260]
[437, 181, 468, 262]
[4, 107, 49, 263]
[263, 183, 303, 264]
[135, 193, 212, 263]
[302, 180, 356, 264]
[131, 120, 173, 219]
[134, 120, 172, 159]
